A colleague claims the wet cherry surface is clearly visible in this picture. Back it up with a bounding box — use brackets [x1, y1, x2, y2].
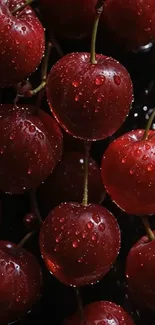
[65, 301, 135, 325]
[0, 104, 63, 194]
[0, 241, 42, 324]
[0, 0, 45, 87]
[47, 52, 133, 140]
[40, 202, 121, 287]
[37, 151, 104, 215]
[126, 233, 155, 311]
[101, 129, 155, 215]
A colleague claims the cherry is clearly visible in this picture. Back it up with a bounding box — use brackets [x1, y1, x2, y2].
[102, 0, 155, 50]
[0, 240, 42, 324]
[23, 213, 38, 230]
[46, 52, 133, 140]
[40, 0, 96, 40]
[65, 301, 135, 325]
[0, 104, 63, 194]
[40, 202, 120, 286]
[101, 129, 155, 215]
[126, 233, 155, 311]
[0, 0, 45, 87]
[37, 152, 104, 214]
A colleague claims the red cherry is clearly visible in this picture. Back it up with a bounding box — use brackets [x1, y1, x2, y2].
[65, 301, 135, 325]
[23, 213, 38, 230]
[102, 0, 155, 50]
[0, 241, 42, 324]
[0, 105, 63, 194]
[101, 129, 155, 215]
[46, 52, 133, 140]
[0, 0, 45, 87]
[40, 202, 121, 286]
[40, 0, 96, 40]
[126, 233, 155, 311]
[37, 152, 104, 214]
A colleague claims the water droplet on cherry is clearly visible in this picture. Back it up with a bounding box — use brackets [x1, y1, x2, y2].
[114, 75, 121, 85]
[91, 233, 98, 241]
[6, 262, 15, 274]
[121, 158, 126, 163]
[56, 235, 61, 243]
[72, 240, 79, 248]
[87, 221, 93, 229]
[95, 76, 105, 86]
[29, 125, 35, 133]
[147, 164, 153, 171]
[72, 81, 79, 88]
[60, 217, 65, 223]
[92, 214, 101, 223]
[99, 223, 105, 231]
[75, 94, 79, 102]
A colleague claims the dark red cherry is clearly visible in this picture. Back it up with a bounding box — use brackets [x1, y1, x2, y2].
[0, 241, 42, 324]
[101, 129, 155, 215]
[40, 0, 96, 40]
[0, 0, 45, 87]
[37, 152, 104, 214]
[40, 202, 121, 286]
[23, 213, 38, 230]
[0, 104, 63, 194]
[65, 301, 135, 325]
[126, 233, 155, 311]
[46, 52, 133, 140]
[102, 0, 155, 50]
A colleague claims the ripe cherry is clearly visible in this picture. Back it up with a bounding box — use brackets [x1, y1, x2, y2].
[0, 0, 45, 87]
[65, 301, 135, 325]
[0, 104, 63, 194]
[102, 0, 155, 50]
[0, 241, 42, 324]
[46, 52, 133, 140]
[37, 152, 104, 214]
[40, 0, 96, 40]
[126, 233, 155, 311]
[40, 202, 121, 287]
[101, 129, 155, 215]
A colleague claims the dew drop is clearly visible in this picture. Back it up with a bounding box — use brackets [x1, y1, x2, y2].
[60, 217, 65, 223]
[99, 223, 105, 231]
[114, 75, 121, 85]
[6, 262, 15, 274]
[78, 257, 83, 263]
[0, 148, 4, 154]
[54, 246, 59, 252]
[27, 41, 32, 48]
[147, 164, 153, 171]
[121, 158, 126, 163]
[145, 144, 150, 150]
[75, 94, 79, 102]
[92, 214, 101, 223]
[1, 260, 5, 267]
[72, 81, 79, 88]
[97, 97, 102, 103]
[38, 132, 44, 140]
[16, 296, 21, 303]
[75, 230, 80, 235]
[82, 231, 88, 239]
[15, 39, 20, 45]
[130, 169, 135, 175]
[29, 125, 36, 133]
[9, 134, 15, 140]
[72, 240, 79, 248]
[95, 107, 99, 113]
[22, 26, 26, 32]
[142, 155, 148, 161]
[95, 75, 105, 86]
[27, 168, 32, 175]
[91, 233, 98, 241]
[55, 235, 61, 243]
[87, 221, 93, 229]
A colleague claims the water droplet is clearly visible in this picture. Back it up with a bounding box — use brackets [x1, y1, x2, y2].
[6, 25, 11, 31]
[95, 107, 99, 113]
[72, 81, 79, 88]
[99, 223, 105, 231]
[78, 257, 83, 263]
[27, 41, 32, 48]
[91, 233, 98, 241]
[114, 75, 121, 85]
[121, 158, 126, 163]
[29, 125, 35, 133]
[87, 221, 93, 229]
[6, 262, 15, 274]
[1, 260, 5, 267]
[27, 168, 32, 175]
[22, 26, 26, 32]
[9, 134, 15, 140]
[97, 97, 102, 103]
[61, 225, 65, 230]
[130, 169, 135, 175]
[38, 132, 44, 140]
[92, 214, 101, 223]
[15, 39, 20, 45]
[60, 217, 65, 223]
[55, 235, 61, 243]
[0, 148, 4, 154]
[145, 144, 150, 150]
[72, 240, 79, 248]
[82, 231, 88, 239]
[16, 296, 21, 303]
[136, 149, 142, 155]
[54, 246, 59, 252]
[75, 94, 79, 102]
[147, 164, 153, 171]
[95, 76, 105, 86]
[75, 230, 80, 235]
[142, 155, 148, 161]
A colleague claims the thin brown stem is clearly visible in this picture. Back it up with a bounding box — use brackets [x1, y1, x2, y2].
[142, 216, 155, 241]
[75, 288, 84, 325]
[11, 0, 36, 15]
[143, 108, 155, 140]
[29, 189, 43, 224]
[17, 231, 35, 250]
[82, 141, 91, 206]
[90, 0, 104, 64]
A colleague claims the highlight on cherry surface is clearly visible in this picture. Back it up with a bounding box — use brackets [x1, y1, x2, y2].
[40, 202, 121, 287]
[65, 300, 135, 325]
[46, 52, 133, 141]
[101, 129, 155, 215]
[0, 104, 63, 194]
[37, 151, 104, 215]
[0, 240, 42, 324]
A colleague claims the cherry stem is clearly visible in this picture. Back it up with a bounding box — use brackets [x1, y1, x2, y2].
[90, 0, 104, 64]
[16, 230, 36, 250]
[142, 216, 155, 241]
[99, 190, 106, 205]
[82, 141, 91, 207]
[143, 108, 155, 140]
[29, 41, 53, 97]
[11, 0, 36, 15]
[29, 189, 43, 224]
[75, 288, 84, 325]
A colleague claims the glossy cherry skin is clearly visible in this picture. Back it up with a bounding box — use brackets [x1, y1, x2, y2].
[0, 104, 63, 194]
[0, 241, 42, 324]
[126, 233, 155, 311]
[47, 52, 133, 141]
[40, 202, 121, 286]
[37, 152, 104, 214]
[102, 0, 155, 50]
[40, 0, 96, 40]
[65, 301, 135, 325]
[101, 129, 155, 215]
[0, 0, 45, 87]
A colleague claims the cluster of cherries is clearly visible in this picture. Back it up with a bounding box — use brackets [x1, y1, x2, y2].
[0, 0, 155, 324]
